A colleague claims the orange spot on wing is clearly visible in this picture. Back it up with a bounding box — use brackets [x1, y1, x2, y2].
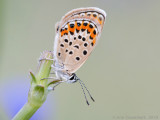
[82, 25, 86, 30]
[64, 29, 68, 34]
[68, 23, 75, 33]
[82, 23, 88, 30]
[87, 27, 92, 33]
[93, 38, 96, 44]
[98, 19, 103, 25]
[87, 23, 94, 33]
[81, 20, 84, 25]
[90, 14, 93, 18]
[90, 28, 97, 43]
[61, 28, 68, 36]
[76, 21, 83, 31]
[80, 21, 84, 30]
[76, 24, 81, 30]
[61, 30, 64, 36]
[93, 14, 97, 18]
[90, 32, 96, 40]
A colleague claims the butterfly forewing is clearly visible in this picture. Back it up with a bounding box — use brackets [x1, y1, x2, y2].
[54, 7, 106, 73]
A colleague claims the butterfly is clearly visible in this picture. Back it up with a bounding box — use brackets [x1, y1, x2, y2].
[52, 7, 106, 105]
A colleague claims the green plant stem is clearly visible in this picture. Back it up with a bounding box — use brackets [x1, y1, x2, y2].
[12, 102, 40, 120]
[12, 51, 56, 120]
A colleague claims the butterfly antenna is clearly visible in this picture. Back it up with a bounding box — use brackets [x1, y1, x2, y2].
[78, 80, 90, 105]
[79, 79, 95, 102]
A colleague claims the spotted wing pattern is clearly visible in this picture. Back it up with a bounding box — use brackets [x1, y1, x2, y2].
[54, 7, 106, 73]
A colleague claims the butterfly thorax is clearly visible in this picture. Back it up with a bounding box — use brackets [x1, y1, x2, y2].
[54, 66, 79, 83]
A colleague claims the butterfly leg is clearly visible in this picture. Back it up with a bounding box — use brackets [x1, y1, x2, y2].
[51, 64, 64, 72]
[48, 82, 60, 91]
[39, 58, 55, 62]
[52, 82, 61, 90]
[41, 77, 57, 80]
[48, 81, 62, 91]
[47, 79, 64, 91]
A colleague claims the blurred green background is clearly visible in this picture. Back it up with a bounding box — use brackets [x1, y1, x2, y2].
[0, 0, 160, 120]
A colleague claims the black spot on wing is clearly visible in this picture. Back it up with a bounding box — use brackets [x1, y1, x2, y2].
[76, 57, 80, 61]
[74, 45, 79, 49]
[83, 50, 87, 55]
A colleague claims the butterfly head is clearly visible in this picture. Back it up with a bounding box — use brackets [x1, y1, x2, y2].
[57, 70, 79, 83]
[68, 73, 80, 83]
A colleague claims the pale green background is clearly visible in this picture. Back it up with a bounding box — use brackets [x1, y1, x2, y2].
[0, 0, 160, 120]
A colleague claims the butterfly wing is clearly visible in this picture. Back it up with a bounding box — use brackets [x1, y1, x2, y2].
[54, 7, 106, 73]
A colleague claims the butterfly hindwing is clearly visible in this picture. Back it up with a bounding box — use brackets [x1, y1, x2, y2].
[54, 7, 106, 73]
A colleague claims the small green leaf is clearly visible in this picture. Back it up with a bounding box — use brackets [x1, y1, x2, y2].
[28, 85, 46, 107]
[30, 71, 37, 84]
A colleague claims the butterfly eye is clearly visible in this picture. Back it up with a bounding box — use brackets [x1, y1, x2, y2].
[69, 74, 75, 80]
